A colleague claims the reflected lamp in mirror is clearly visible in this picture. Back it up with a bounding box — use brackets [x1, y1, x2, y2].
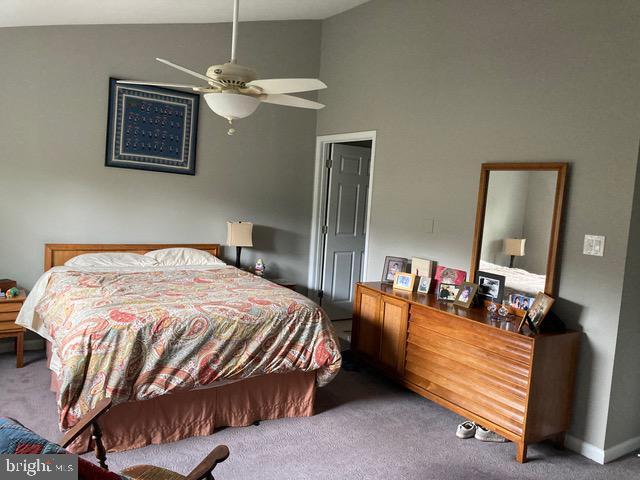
[227, 221, 253, 268]
[504, 238, 526, 268]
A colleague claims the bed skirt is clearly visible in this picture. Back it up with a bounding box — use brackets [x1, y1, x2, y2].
[46, 343, 316, 453]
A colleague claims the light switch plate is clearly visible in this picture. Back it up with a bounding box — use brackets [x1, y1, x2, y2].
[583, 235, 605, 256]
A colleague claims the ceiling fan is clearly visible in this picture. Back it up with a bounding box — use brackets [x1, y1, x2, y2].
[118, 0, 326, 135]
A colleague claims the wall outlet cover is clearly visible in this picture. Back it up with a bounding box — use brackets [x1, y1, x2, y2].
[583, 235, 605, 256]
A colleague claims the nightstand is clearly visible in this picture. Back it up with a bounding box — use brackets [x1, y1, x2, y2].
[0, 291, 26, 368]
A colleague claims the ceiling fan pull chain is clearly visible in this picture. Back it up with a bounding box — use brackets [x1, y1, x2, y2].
[227, 118, 236, 136]
[230, 0, 239, 64]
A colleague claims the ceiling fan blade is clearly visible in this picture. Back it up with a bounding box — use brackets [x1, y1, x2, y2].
[117, 80, 202, 91]
[261, 94, 325, 110]
[247, 78, 327, 94]
[156, 58, 224, 87]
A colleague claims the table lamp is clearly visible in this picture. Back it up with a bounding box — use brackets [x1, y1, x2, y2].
[504, 238, 526, 268]
[227, 221, 253, 268]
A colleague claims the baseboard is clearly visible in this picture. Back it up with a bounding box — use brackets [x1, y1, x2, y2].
[566, 435, 605, 464]
[0, 338, 45, 354]
[604, 435, 640, 463]
[566, 434, 640, 464]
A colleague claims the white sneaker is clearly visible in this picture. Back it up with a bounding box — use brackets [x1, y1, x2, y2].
[456, 421, 476, 439]
[474, 425, 508, 442]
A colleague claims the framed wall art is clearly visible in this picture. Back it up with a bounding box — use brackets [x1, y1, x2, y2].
[105, 78, 199, 175]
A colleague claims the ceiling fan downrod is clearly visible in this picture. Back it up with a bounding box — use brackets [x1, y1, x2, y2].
[230, 0, 239, 64]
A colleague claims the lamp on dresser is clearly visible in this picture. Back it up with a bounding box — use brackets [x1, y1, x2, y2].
[227, 221, 253, 268]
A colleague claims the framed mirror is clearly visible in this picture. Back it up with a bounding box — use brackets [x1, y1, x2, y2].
[470, 162, 568, 299]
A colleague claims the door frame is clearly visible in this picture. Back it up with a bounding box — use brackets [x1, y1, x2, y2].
[307, 130, 377, 299]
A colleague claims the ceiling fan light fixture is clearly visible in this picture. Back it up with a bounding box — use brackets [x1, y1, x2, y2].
[204, 92, 260, 121]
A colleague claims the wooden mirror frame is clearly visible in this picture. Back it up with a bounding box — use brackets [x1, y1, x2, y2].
[469, 162, 568, 296]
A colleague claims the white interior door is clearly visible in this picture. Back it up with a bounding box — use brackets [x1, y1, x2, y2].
[320, 143, 371, 319]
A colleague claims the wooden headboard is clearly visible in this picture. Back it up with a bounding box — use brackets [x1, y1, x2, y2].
[44, 243, 221, 271]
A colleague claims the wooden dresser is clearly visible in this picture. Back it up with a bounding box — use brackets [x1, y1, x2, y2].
[352, 282, 580, 463]
[0, 291, 26, 368]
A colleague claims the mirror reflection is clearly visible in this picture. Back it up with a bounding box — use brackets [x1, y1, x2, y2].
[479, 170, 557, 298]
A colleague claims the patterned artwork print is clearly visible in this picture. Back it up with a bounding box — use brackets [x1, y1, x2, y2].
[121, 96, 186, 161]
[106, 79, 199, 175]
[35, 267, 342, 429]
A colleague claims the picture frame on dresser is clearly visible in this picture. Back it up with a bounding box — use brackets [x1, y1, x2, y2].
[381, 256, 408, 284]
[518, 292, 555, 333]
[393, 272, 416, 292]
[454, 282, 479, 308]
[437, 283, 460, 301]
[475, 270, 505, 304]
[410, 257, 434, 277]
[416, 276, 432, 294]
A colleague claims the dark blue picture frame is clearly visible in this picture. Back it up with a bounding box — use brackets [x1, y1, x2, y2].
[105, 78, 199, 175]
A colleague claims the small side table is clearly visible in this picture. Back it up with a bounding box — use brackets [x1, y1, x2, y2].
[0, 291, 26, 368]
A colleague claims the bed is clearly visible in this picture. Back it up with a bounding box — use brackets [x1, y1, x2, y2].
[18, 244, 341, 453]
[479, 260, 546, 297]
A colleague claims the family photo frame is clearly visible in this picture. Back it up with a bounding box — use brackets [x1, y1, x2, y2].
[393, 272, 416, 292]
[437, 283, 460, 302]
[417, 276, 432, 294]
[475, 270, 505, 304]
[454, 282, 478, 308]
[518, 292, 555, 333]
[382, 256, 408, 284]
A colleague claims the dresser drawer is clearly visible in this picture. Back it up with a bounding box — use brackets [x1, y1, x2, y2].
[406, 339, 527, 436]
[407, 323, 530, 388]
[0, 311, 19, 322]
[0, 320, 22, 332]
[404, 367, 525, 436]
[0, 302, 22, 313]
[410, 306, 533, 364]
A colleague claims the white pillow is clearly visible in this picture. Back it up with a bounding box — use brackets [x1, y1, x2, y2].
[144, 248, 225, 266]
[65, 252, 159, 268]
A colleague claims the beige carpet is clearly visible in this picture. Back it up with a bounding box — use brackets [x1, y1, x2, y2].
[0, 350, 638, 479]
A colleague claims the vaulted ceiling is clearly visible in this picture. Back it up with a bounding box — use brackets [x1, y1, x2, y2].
[1, 0, 370, 28]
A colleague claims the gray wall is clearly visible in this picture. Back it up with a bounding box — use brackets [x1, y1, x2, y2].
[607, 143, 640, 449]
[0, 22, 321, 290]
[481, 171, 528, 266]
[317, 0, 640, 451]
[521, 171, 556, 275]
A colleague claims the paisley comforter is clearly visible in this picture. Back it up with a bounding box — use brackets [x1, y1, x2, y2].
[34, 266, 341, 429]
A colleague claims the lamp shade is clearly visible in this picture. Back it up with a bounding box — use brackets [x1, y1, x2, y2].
[204, 92, 260, 120]
[227, 221, 253, 247]
[504, 238, 526, 257]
